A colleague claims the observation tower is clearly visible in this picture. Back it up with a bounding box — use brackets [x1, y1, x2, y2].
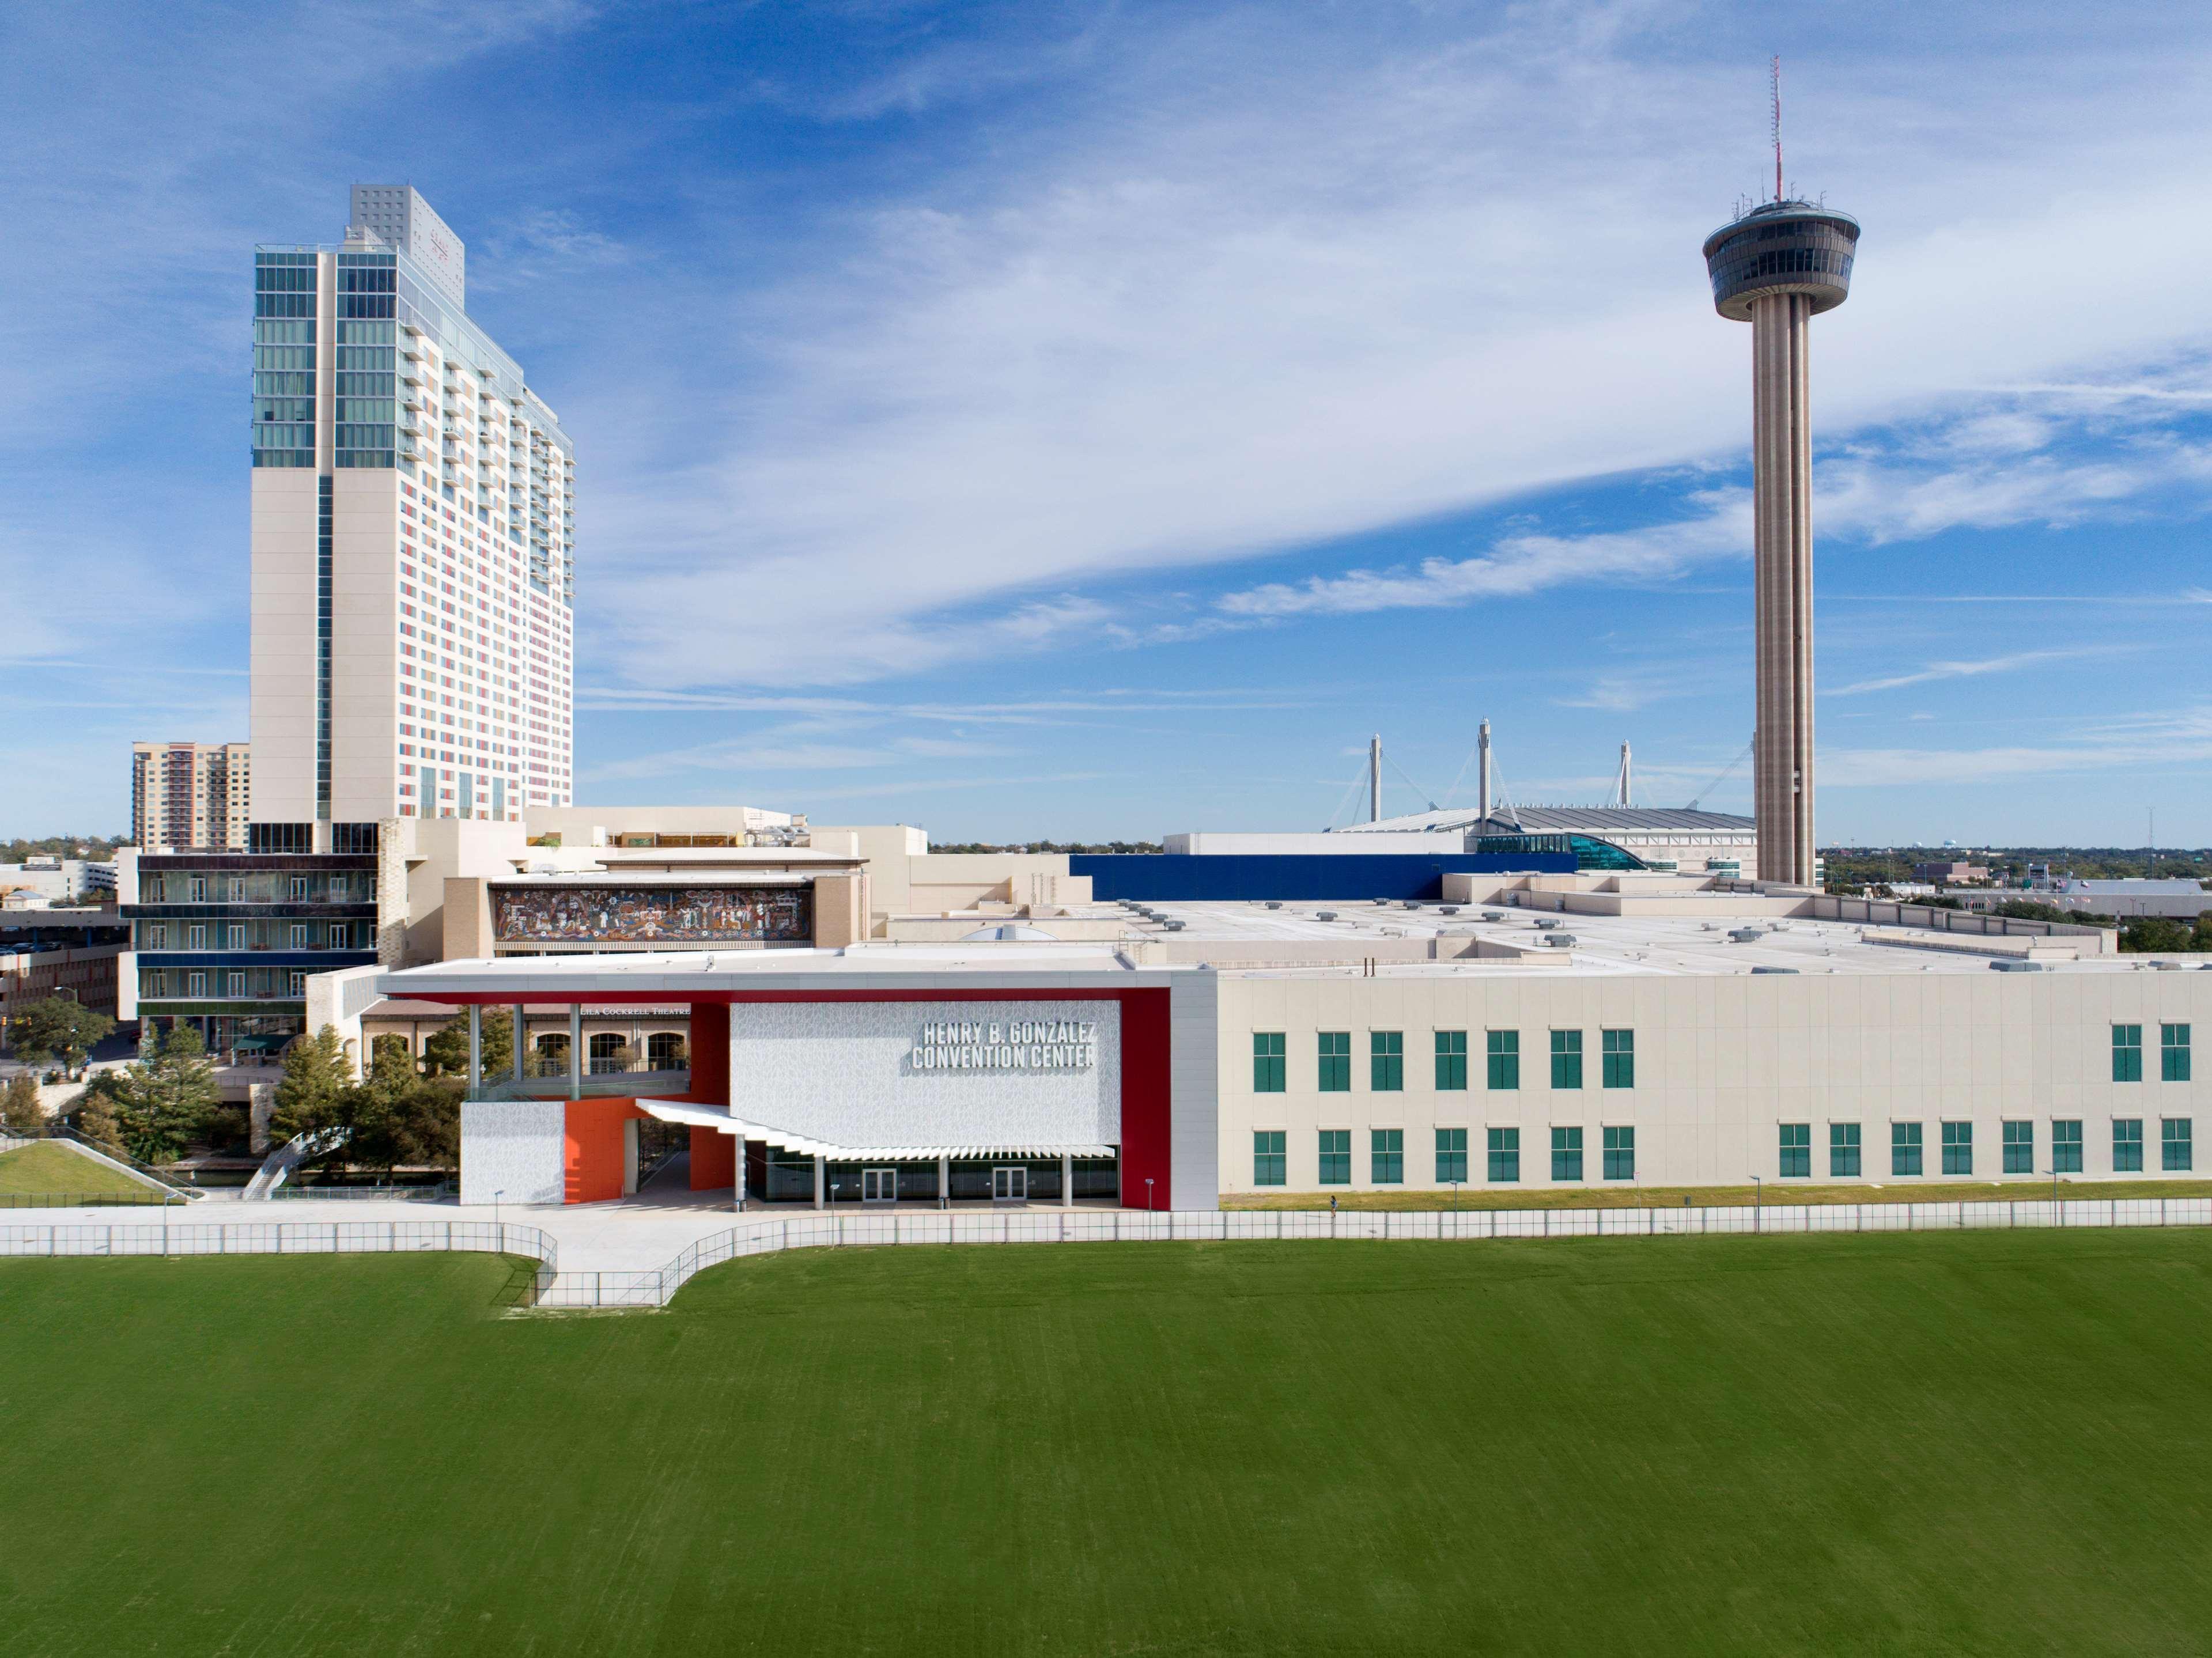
[1700, 67, 1859, 887]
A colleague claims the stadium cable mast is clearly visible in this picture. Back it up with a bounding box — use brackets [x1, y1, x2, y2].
[1700, 58, 1860, 885]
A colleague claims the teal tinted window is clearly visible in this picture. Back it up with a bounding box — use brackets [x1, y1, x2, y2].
[2113, 1024, 2143, 1082]
[1318, 1129, 1351, 1185]
[1942, 1121, 1973, 1177]
[1892, 1122, 1923, 1176]
[2164, 1024, 2192, 1083]
[1318, 1032, 1351, 1093]
[2114, 1118, 2143, 1172]
[1435, 1127, 1468, 1184]
[1486, 1029, 1519, 1091]
[1370, 1031, 1404, 1092]
[2002, 1120, 2032, 1175]
[1371, 1129, 1404, 1184]
[1552, 1126, 1583, 1182]
[1251, 1032, 1285, 1093]
[1253, 1130, 1285, 1187]
[1829, 1122, 1861, 1178]
[1779, 1123, 1810, 1178]
[2052, 1119, 2082, 1174]
[2163, 1118, 2193, 1172]
[1435, 1031, 1468, 1091]
[1487, 1127, 1519, 1183]
[1601, 1028, 1635, 1088]
[1601, 1126, 1635, 1180]
[1550, 1029, 1583, 1090]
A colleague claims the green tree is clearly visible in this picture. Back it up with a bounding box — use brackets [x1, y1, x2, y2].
[421, 1009, 511, 1080]
[6, 998, 115, 1077]
[2, 1071, 43, 1131]
[105, 1023, 220, 1164]
[346, 1037, 460, 1175]
[74, 1088, 126, 1156]
[271, 1027, 354, 1140]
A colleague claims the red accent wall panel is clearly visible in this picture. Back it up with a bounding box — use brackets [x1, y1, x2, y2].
[689, 1125, 735, 1190]
[689, 1002, 729, 1103]
[1116, 989, 1172, 1210]
[564, 1097, 644, 1205]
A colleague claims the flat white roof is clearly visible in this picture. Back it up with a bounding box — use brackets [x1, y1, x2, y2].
[380, 942, 1175, 998]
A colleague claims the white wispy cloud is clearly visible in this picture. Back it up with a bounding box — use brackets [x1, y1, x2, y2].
[1828, 647, 2124, 697]
[1824, 705, 2212, 786]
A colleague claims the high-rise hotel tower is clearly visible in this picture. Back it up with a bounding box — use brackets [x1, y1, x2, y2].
[249, 186, 573, 852]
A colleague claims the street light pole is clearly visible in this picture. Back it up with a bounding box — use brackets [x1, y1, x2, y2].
[1145, 1177, 1155, 1212]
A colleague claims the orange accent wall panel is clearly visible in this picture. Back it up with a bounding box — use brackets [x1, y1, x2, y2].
[564, 1097, 645, 1205]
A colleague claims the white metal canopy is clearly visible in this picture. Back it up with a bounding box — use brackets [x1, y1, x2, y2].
[632, 1098, 1113, 1162]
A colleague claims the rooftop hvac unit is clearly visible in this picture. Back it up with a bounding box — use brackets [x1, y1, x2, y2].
[1534, 918, 1562, 930]
[1990, 960, 2047, 972]
[1402, 900, 1423, 910]
[1541, 933, 1576, 948]
[1438, 906, 1459, 915]
[1751, 966, 1799, 974]
[1482, 911, 1504, 922]
[1317, 910, 1339, 922]
[1264, 901, 1283, 910]
[1727, 929, 1764, 942]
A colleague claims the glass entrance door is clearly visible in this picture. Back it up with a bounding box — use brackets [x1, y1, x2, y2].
[862, 1168, 898, 1203]
[991, 1165, 1027, 1203]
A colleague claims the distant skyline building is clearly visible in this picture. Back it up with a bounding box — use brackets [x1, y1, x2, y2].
[131, 741, 250, 850]
[249, 184, 574, 853]
[1700, 84, 1859, 887]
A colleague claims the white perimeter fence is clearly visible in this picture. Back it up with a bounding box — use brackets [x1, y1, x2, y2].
[7, 1199, 2212, 1311]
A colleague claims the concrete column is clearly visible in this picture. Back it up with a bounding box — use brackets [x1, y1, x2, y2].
[812, 1155, 825, 1211]
[1061, 1152, 1073, 1209]
[467, 1005, 482, 1091]
[733, 1136, 748, 1213]
[567, 1004, 582, 1100]
[937, 1153, 950, 1209]
[1750, 290, 1816, 887]
[511, 1004, 525, 1082]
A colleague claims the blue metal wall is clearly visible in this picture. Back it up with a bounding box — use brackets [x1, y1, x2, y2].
[1066, 853, 1574, 902]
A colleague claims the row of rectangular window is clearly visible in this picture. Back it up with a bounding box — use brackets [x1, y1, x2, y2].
[2113, 1024, 2192, 1082]
[142, 970, 308, 1000]
[1256, 1127, 1636, 1186]
[1782, 1119, 2187, 1177]
[1253, 1029, 1635, 1094]
[1251, 1118, 2201, 1187]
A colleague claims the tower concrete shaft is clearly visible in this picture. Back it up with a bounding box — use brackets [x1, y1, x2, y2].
[1752, 292, 1816, 885]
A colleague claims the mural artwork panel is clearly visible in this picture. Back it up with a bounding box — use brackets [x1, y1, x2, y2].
[492, 885, 812, 944]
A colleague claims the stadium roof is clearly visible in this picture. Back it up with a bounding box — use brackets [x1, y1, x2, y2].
[1344, 807, 1755, 836]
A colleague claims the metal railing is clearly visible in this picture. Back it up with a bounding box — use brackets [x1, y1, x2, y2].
[468, 1061, 689, 1102]
[531, 1194, 2212, 1309]
[0, 1191, 186, 1209]
[0, 1218, 557, 1299]
[8, 1198, 2211, 1314]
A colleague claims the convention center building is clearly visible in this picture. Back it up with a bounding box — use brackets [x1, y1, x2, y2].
[375, 871, 2212, 1210]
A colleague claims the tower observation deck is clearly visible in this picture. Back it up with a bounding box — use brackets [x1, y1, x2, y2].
[1701, 199, 1859, 888]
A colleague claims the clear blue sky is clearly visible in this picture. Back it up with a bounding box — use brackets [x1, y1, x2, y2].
[5, 2, 2209, 846]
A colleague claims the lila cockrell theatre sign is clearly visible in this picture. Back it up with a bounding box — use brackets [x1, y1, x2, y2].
[909, 1019, 1098, 1073]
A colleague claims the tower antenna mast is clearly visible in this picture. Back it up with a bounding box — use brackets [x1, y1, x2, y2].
[1771, 56, 1784, 202]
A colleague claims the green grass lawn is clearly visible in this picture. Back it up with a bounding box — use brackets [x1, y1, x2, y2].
[9, 1233, 2212, 1655]
[0, 1140, 162, 1199]
[1226, 1178, 2212, 1210]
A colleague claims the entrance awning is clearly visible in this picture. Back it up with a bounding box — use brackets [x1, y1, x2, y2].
[633, 1098, 1113, 1162]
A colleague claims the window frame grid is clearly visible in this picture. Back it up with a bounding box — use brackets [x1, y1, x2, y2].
[1486, 1126, 1520, 1183]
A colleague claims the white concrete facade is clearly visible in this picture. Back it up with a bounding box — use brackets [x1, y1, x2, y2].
[1213, 968, 2212, 1197]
